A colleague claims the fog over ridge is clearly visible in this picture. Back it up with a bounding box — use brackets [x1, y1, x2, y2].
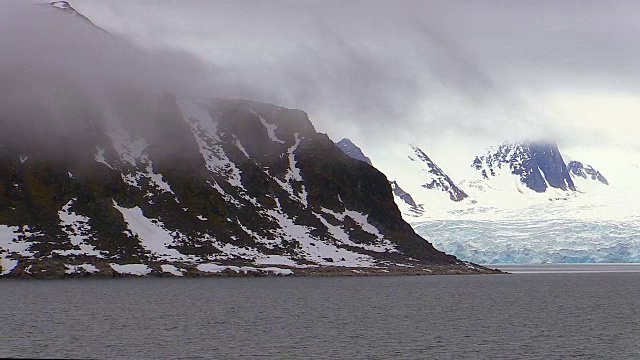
[0, 1, 210, 155]
[4, 0, 640, 175]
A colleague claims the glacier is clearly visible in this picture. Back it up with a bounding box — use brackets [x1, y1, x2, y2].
[356, 139, 640, 264]
[410, 179, 640, 264]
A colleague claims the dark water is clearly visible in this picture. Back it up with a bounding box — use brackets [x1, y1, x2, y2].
[2, 271, 640, 359]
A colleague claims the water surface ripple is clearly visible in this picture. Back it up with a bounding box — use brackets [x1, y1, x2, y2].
[1, 273, 639, 359]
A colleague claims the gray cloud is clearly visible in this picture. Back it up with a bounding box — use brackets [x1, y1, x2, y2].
[0, 1, 209, 157]
[9, 0, 640, 157]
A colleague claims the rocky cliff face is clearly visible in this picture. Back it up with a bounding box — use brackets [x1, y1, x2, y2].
[0, 95, 486, 277]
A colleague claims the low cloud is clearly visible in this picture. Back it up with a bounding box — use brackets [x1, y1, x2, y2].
[6, 0, 640, 162]
[0, 2, 208, 156]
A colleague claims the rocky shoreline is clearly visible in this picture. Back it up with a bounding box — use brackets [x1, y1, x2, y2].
[0, 260, 505, 279]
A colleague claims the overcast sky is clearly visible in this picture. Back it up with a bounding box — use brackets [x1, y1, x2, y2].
[31, 1, 640, 176]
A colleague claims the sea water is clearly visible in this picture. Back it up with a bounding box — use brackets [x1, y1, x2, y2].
[2, 266, 639, 359]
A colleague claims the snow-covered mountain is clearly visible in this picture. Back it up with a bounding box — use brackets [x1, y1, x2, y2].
[335, 139, 432, 214]
[470, 142, 575, 194]
[337, 140, 468, 217]
[381, 144, 468, 207]
[408, 145, 469, 202]
[567, 160, 609, 186]
[341, 138, 639, 264]
[47, 1, 105, 30]
[410, 143, 639, 264]
[1, 93, 496, 277]
[1, 94, 493, 277]
[0, 2, 497, 278]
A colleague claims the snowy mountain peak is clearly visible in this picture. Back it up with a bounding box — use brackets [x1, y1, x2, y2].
[336, 138, 373, 165]
[472, 142, 575, 193]
[567, 160, 609, 186]
[408, 145, 468, 202]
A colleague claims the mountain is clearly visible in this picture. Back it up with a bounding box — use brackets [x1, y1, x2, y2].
[567, 160, 609, 186]
[0, 2, 502, 278]
[408, 145, 468, 201]
[409, 142, 628, 264]
[470, 142, 576, 194]
[335, 139, 425, 213]
[389, 181, 418, 208]
[1, 92, 502, 277]
[336, 140, 467, 217]
[336, 138, 373, 166]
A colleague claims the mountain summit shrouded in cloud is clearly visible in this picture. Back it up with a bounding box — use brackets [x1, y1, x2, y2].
[0, 1, 208, 161]
[67, 0, 640, 156]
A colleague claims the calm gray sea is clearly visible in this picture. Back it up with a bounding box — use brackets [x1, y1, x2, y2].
[2, 265, 640, 359]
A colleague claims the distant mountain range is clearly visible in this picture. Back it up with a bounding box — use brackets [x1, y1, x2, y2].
[337, 139, 609, 216]
[336, 138, 628, 264]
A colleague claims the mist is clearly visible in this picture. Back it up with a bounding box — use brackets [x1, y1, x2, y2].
[4, 0, 640, 172]
[0, 2, 209, 158]
[64, 0, 640, 156]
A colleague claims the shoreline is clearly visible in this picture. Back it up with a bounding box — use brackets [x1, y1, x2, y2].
[0, 263, 505, 279]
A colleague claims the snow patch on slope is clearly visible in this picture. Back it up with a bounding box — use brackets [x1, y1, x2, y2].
[65, 264, 99, 274]
[0, 226, 35, 275]
[94, 146, 113, 169]
[196, 263, 293, 275]
[161, 264, 185, 276]
[179, 99, 245, 189]
[56, 199, 103, 257]
[252, 109, 285, 144]
[113, 202, 195, 262]
[264, 205, 377, 267]
[110, 263, 152, 276]
[317, 208, 397, 253]
[274, 133, 308, 207]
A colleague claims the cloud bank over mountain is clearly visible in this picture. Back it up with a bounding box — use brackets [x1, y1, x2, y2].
[65, 0, 640, 153]
[0, 2, 209, 157]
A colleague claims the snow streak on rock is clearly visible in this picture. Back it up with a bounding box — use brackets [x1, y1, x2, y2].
[274, 133, 308, 207]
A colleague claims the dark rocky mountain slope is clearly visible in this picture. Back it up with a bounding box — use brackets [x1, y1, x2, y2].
[0, 1, 498, 277]
[0, 96, 494, 277]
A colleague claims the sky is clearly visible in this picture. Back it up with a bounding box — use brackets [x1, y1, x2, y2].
[14, 0, 640, 180]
